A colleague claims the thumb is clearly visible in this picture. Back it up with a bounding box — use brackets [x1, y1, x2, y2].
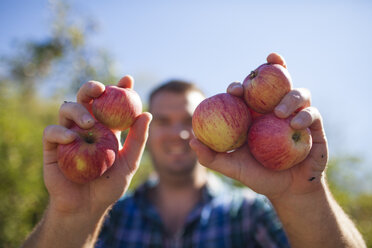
[189, 138, 216, 166]
[189, 138, 241, 181]
[121, 112, 152, 170]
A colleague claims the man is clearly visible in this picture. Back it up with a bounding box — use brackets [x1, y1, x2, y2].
[22, 53, 366, 247]
[95, 79, 289, 247]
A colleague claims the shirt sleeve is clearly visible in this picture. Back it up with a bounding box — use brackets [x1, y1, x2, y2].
[250, 196, 290, 248]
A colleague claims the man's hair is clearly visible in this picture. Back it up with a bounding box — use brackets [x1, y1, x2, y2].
[148, 79, 205, 109]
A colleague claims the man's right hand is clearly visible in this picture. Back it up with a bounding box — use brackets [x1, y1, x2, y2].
[43, 75, 152, 216]
[22, 76, 151, 248]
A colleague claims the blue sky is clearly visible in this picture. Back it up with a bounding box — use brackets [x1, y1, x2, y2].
[1, 0, 372, 186]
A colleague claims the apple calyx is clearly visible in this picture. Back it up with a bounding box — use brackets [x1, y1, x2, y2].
[83, 132, 96, 144]
[247, 114, 312, 171]
[292, 132, 301, 142]
[57, 122, 119, 184]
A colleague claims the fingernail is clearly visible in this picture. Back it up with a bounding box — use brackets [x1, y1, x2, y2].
[291, 116, 303, 128]
[65, 130, 76, 139]
[275, 105, 287, 116]
[82, 114, 93, 125]
[231, 83, 241, 90]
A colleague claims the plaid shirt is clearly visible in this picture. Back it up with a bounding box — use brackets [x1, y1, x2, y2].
[96, 175, 290, 248]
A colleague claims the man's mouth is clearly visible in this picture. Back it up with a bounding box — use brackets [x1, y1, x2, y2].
[167, 144, 188, 155]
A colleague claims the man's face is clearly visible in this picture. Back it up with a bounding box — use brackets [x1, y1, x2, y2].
[147, 90, 205, 177]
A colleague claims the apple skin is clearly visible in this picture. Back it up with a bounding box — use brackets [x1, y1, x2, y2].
[92, 85, 142, 131]
[243, 63, 292, 114]
[57, 122, 119, 184]
[247, 114, 312, 171]
[248, 107, 264, 120]
[192, 93, 252, 152]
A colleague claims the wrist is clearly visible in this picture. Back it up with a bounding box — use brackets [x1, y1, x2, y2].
[268, 178, 339, 245]
[39, 203, 110, 248]
[48, 194, 113, 218]
[269, 175, 327, 208]
[47, 202, 108, 225]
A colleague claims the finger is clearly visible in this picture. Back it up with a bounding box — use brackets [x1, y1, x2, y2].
[294, 142, 328, 184]
[308, 143, 328, 172]
[267, 52, 287, 68]
[43, 125, 77, 151]
[189, 138, 244, 181]
[76, 80, 106, 111]
[117, 75, 134, 89]
[290, 107, 327, 143]
[291, 107, 328, 184]
[274, 88, 311, 118]
[226, 81, 243, 97]
[189, 138, 217, 166]
[59, 102, 95, 129]
[121, 112, 152, 171]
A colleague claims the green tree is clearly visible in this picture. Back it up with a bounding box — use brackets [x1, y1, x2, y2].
[1, 1, 371, 247]
[0, 94, 57, 248]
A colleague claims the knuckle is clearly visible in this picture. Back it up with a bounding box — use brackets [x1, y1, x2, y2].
[307, 106, 320, 119]
[299, 108, 313, 124]
[288, 90, 303, 106]
[296, 87, 312, 102]
[59, 101, 71, 113]
[84, 80, 103, 92]
[43, 126, 51, 138]
[84, 80, 97, 89]
[228, 81, 240, 89]
[43, 125, 56, 139]
[60, 101, 80, 115]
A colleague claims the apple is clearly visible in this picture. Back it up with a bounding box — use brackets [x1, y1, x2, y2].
[57, 122, 119, 184]
[92, 85, 142, 131]
[243, 63, 292, 113]
[192, 93, 251, 152]
[247, 114, 312, 171]
[248, 107, 264, 120]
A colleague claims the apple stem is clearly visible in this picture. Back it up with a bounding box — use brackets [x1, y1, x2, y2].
[249, 70, 257, 79]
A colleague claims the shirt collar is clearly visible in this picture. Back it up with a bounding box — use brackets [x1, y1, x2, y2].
[132, 173, 229, 226]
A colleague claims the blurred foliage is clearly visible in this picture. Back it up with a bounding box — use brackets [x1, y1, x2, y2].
[0, 0, 118, 100]
[0, 0, 371, 247]
[0, 91, 57, 247]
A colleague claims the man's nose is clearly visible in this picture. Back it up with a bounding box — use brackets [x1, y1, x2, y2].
[179, 129, 190, 140]
[170, 124, 192, 140]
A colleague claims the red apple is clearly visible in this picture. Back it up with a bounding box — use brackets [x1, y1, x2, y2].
[92, 85, 142, 131]
[192, 93, 251, 152]
[243, 63, 292, 113]
[247, 114, 312, 171]
[248, 107, 264, 120]
[57, 122, 119, 184]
